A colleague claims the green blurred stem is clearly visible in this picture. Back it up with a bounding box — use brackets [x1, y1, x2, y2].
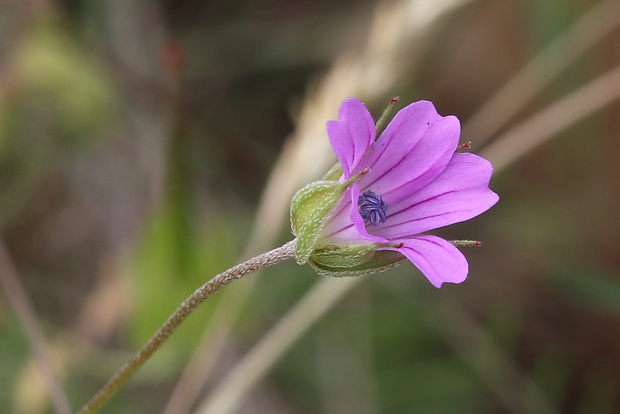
[77, 240, 297, 414]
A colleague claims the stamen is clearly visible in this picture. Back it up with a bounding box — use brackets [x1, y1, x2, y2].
[358, 190, 388, 226]
[451, 240, 482, 247]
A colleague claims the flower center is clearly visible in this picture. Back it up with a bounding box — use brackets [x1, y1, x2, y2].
[358, 190, 388, 227]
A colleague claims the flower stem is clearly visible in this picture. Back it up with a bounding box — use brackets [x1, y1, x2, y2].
[77, 240, 297, 414]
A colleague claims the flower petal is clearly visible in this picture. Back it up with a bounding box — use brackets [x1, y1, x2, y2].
[358, 101, 460, 203]
[384, 235, 468, 288]
[327, 98, 376, 179]
[372, 153, 499, 239]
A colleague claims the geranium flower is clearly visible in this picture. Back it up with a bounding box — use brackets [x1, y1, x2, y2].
[290, 97, 498, 288]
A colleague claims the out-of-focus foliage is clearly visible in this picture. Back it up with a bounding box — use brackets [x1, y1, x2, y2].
[2, 0, 620, 413]
[0, 17, 117, 226]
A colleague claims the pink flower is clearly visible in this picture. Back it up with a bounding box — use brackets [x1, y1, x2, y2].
[317, 98, 499, 288]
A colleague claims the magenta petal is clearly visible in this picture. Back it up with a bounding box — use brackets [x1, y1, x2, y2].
[373, 153, 499, 239]
[385, 235, 468, 288]
[357, 101, 460, 202]
[327, 98, 376, 179]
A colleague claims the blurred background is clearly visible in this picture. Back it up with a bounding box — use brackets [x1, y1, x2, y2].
[2, 0, 620, 413]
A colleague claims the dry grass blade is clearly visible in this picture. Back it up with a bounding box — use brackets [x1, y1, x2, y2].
[481, 63, 620, 171]
[0, 241, 72, 414]
[195, 277, 359, 414]
[464, 0, 620, 144]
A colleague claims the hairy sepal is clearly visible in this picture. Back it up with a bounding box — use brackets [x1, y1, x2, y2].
[309, 247, 405, 277]
[290, 180, 348, 265]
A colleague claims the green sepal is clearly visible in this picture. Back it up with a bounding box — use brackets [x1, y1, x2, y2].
[309, 246, 405, 277]
[290, 180, 349, 265]
[310, 243, 377, 268]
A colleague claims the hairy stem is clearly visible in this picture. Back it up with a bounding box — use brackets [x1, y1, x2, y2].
[77, 240, 297, 414]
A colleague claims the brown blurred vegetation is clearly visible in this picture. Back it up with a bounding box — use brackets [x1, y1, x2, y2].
[2, 0, 620, 413]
